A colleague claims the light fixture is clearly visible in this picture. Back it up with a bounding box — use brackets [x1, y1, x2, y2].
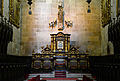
[28, 0, 32, 15]
[86, 0, 92, 13]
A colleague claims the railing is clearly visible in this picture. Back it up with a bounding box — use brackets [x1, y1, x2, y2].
[0, 15, 13, 56]
[89, 55, 120, 81]
[0, 55, 32, 81]
[0, 15, 32, 81]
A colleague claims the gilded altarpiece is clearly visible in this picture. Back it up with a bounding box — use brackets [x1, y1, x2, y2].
[9, 0, 20, 28]
[101, 0, 111, 27]
[32, 32, 88, 70]
[0, 0, 3, 15]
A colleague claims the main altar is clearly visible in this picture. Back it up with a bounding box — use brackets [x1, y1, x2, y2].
[32, 32, 88, 72]
[32, 0, 88, 73]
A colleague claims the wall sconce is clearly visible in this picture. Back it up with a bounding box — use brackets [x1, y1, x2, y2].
[28, 0, 32, 15]
[86, 0, 92, 13]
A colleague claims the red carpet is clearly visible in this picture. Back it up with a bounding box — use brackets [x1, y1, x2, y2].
[28, 75, 40, 81]
[42, 78, 78, 80]
[55, 71, 66, 77]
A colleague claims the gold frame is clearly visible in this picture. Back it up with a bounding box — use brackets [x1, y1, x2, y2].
[0, 0, 3, 15]
[34, 60, 41, 69]
[116, 0, 120, 17]
[101, 0, 111, 27]
[9, 0, 20, 28]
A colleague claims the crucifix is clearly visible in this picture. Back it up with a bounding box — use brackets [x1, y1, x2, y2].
[49, 0, 73, 31]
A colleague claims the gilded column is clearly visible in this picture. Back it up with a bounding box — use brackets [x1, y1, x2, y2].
[65, 36, 68, 52]
[68, 37, 70, 51]
[51, 36, 54, 51]
[53, 35, 56, 52]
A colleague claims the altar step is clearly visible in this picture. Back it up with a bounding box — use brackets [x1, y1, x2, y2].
[55, 62, 65, 65]
[42, 78, 79, 81]
[55, 70, 66, 78]
[24, 71, 94, 81]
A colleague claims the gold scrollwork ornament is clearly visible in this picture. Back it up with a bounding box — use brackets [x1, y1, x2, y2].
[9, 0, 20, 28]
[101, 0, 111, 27]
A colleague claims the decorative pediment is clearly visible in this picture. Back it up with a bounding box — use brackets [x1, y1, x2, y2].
[70, 46, 77, 51]
[57, 32, 64, 37]
[44, 45, 51, 51]
[69, 46, 80, 54]
[50, 32, 71, 37]
[41, 45, 52, 54]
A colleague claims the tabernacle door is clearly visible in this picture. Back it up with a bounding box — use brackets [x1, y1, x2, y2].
[50, 32, 71, 53]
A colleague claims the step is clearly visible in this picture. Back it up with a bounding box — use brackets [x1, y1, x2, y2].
[55, 75, 66, 76]
[42, 78, 78, 80]
[55, 73, 66, 74]
[55, 71, 66, 72]
[55, 63, 65, 65]
[47, 80, 77, 81]
[55, 76, 66, 77]
[55, 73, 66, 75]
[55, 75, 66, 77]
[55, 70, 66, 72]
[55, 72, 66, 74]
[55, 74, 66, 76]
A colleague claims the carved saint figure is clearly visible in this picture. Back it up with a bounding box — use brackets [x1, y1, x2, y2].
[58, 5, 64, 23]
[58, 5, 64, 30]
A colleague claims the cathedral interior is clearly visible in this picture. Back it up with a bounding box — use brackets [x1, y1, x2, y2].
[0, 0, 120, 81]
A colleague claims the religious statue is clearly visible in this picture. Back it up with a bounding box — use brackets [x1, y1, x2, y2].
[58, 5, 64, 23]
[58, 4, 64, 30]
[49, 0, 73, 31]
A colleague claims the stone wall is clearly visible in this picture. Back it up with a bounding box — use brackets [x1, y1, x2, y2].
[1, 0, 117, 56]
[21, 0, 101, 56]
